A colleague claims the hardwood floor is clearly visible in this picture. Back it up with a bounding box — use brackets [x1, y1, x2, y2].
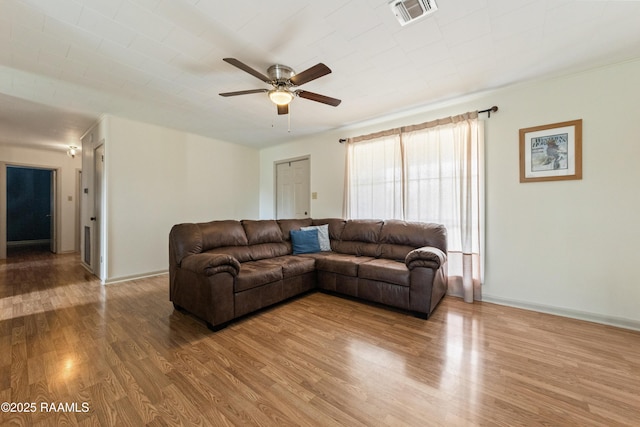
[1, 250, 639, 426]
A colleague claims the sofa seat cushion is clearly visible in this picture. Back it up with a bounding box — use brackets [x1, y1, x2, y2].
[359, 259, 410, 287]
[272, 255, 317, 278]
[235, 260, 283, 292]
[315, 253, 374, 276]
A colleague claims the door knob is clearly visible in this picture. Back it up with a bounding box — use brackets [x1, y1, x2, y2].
[90, 217, 96, 221]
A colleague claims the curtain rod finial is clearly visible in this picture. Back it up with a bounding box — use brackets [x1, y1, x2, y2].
[479, 106, 499, 117]
[339, 138, 347, 144]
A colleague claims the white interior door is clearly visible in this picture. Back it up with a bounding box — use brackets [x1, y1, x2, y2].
[93, 144, 104, 279]
[75, 170, 81, 252]
[276, 158, 310, 219]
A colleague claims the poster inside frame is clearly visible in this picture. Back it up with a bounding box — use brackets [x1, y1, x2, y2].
[519, 119, 582, 183]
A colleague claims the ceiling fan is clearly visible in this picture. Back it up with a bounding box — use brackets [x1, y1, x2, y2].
[219, 58, 341, 115]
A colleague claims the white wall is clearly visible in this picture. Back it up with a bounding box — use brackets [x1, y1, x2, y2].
[81, 117, 109, 278]
[259, 132, 347, 219]
[482, 59, 640, 329]
[0, 144, 81, 257]
[104, 116, 260, 283]
[259, 58, 640, 329]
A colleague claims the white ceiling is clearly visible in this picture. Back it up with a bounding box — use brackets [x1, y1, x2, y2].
[1, 0, 639, 151]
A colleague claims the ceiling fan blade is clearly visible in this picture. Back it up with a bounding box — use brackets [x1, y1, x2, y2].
[297, 90, 341, 107]
[277, 104, 289, 115]
[290, 63, 331, 86]
[219, 89, 268, 97]
[223, 58, 271, 82]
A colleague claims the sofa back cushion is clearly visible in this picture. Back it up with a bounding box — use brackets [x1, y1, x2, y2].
[379, 220, 447, 260]
[199, 220, 248, 250]
[278, 219, 313, 241]
[169, 223, 202, 266]
[241, 220, 290, 261]
[332, 220, 383, 257]
[169, 220, 251, 266]
[312, 218, 346, 240]
[242, 220, 283, 244]
[312, 218, 346, 251]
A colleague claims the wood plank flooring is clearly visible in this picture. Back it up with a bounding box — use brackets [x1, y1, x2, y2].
[1, 248, 640, 426]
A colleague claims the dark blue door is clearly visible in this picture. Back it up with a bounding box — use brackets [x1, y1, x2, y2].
[6, 167, 52, 245]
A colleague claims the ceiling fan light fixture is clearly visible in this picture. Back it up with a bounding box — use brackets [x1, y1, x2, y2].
[268, 88, 293, 105]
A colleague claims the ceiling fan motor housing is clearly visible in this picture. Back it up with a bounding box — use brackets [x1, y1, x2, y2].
[267, 64, 295, 83]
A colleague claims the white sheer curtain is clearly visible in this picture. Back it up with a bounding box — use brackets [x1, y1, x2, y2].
[344, 131, 403, 220]
[403, 114, 484, 302]
[344, 112, 484, 303]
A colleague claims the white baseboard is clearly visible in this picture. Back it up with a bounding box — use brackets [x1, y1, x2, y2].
[481, 294, 640, 332]
[104, 270, 168, 285]
[7, 239, 50, 247]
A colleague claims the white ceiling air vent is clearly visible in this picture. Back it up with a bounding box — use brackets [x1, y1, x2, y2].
[389, 0, 438, 26]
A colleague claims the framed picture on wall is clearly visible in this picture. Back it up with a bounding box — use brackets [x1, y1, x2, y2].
[519, 119, 582, 183]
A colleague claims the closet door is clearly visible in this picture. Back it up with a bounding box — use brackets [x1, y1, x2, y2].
[276, 158, 310, 219]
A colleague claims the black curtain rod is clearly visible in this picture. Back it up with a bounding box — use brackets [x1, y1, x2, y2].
[479, 106, 498, 117]
[339, 105, 499, 143]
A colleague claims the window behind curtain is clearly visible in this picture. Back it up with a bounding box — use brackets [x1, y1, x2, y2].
[403, 119, 482, 257]
[344, 133, 403, 220]
[344, 113, 484, 302]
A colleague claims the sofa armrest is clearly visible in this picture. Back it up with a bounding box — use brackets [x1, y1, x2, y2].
[405, 247, 447, 270]
[180, 253, 241, 277]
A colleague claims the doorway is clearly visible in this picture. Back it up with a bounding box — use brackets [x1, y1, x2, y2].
[92, 143, 105, 280]
[5, 165, 57, 256]
[275, 157, 310, 219]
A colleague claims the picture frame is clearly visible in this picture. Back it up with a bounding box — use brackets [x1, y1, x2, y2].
[519, 119, 582, 183]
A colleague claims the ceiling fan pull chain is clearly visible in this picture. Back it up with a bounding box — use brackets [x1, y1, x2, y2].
[288, 105, 291, 133]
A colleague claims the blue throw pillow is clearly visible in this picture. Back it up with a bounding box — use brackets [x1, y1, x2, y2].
[301, 224, 331, 251]
[290, 229, 321, 254]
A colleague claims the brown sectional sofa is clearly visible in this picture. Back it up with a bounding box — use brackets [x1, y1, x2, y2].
[169, 218, 448, 331]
